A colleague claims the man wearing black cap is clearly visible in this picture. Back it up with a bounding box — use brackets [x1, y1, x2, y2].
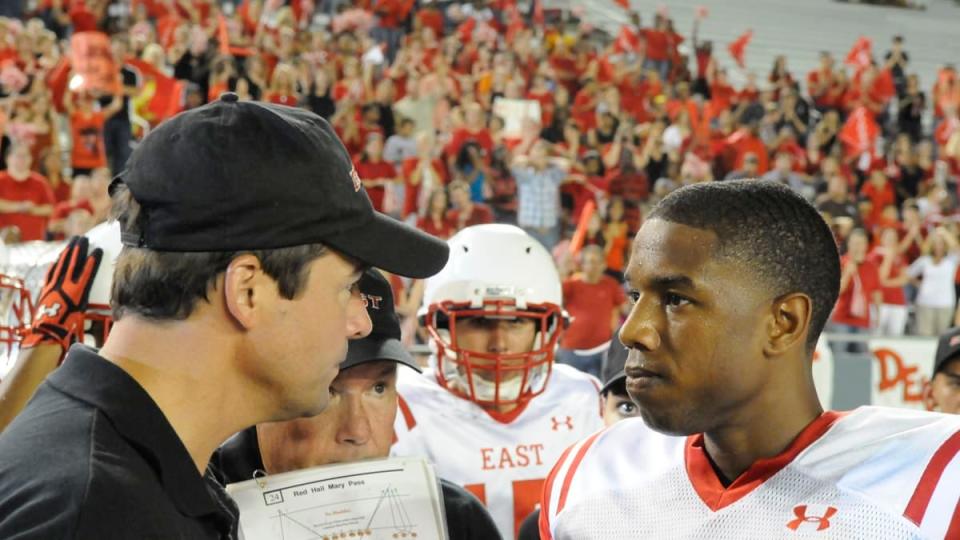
[212, 269, 501, 540]
[0, 94, 449, 538]
[925, 327, 960, 414]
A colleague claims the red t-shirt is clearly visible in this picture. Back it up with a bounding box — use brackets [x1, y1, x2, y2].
[447, 204, 494, 228]
[0, 171, 56, 241]
[416, 9, 444, 38]
[416, 214, 456, 239]
[50, 177, 72, 204]
[733, 135, 770, 175]
[70, 111, 107, 170]
[69, 3, 100, 32]
[401, 157, 447, 218]
[860, 181, 896, 224]
[643, 29, 668, 61]
[832, 255, 880, 328]
[867, 250, 907, 306]
[561, 275, 626, 350]
[561, 182, 596, 224]
[445, 128, 494, 161]
[354, 159, 396, 212]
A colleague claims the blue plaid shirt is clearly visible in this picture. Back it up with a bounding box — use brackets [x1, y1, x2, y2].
[512, 165, 565, 228]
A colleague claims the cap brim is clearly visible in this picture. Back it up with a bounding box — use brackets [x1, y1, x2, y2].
[342, 337, 422, 373]
[325, 213, 449, 279]
[601, 370, 627, 395]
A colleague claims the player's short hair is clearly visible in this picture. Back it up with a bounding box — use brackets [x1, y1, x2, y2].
[649, 180, 840, 350]
[109, 183, 327, 321]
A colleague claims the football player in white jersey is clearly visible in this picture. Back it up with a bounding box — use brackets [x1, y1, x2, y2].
[541, 180, 960, 540]
[391, 224, 606, 540]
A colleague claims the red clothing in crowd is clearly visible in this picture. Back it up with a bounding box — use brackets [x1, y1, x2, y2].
[447, 203, 494, 228]
[69, 111, 107, 171]
[561, 274, 626, 350]
[416, 8, 444, 38]
[860, 180, 896, 224]
[867, 250, 907, 306]
[643, 29, 668, 61]
[832, 255, 880, 328]
[374, 0, 415, 28]
[732, 133, 770, 175]
[445, 127, 494, 160]
[354, 159, 396, 212]
[416, 214, 457, 239]
[69, 2, 100, 32]
[0, 171, 55, 241]
[401, 157, 448, 218]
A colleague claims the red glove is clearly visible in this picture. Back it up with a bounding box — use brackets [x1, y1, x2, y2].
[21, 236, 103, 350]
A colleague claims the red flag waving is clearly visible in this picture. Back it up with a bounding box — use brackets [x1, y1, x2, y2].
[839, 106, 879, 158]
[614, 0, 629, 10]
[614, 25, 642, 54]
[727, 30, 752, 69]
[845, 36, 872, 69]
[126, 58, 185, 125]
[873, 68, 896, 102]
[46, 58, 71, 113]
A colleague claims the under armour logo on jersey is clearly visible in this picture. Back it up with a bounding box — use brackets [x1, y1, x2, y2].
[551, 416, 574, 431]
[787, 505, 837, 532]
[36, 302, 62, 321]
[361, 293, 383, 310]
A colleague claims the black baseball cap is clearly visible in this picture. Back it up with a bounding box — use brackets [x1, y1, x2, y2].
[342, 269, 420, 372]
[600, 369, 627, 396]
[111, 93, 448, 279]
[601, 325, 629, 385]
[934, 327, 960, 376]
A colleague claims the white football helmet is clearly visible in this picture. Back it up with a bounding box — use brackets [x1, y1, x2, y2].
[80, 220, 122, 344]
[421, 224, 565, 409]
[0, 238, 33, 359]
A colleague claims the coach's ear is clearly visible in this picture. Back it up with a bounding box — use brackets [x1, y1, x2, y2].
[764, 292, 812, 357]
[922, 379, 939, 412]
[223, 254, 270, 330]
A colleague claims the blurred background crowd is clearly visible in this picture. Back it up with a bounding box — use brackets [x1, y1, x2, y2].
[0, 0, 958, 353]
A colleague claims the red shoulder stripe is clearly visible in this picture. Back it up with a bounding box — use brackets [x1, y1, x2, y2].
[397, 394, 416, 430]
[539, 443, 576, 540]
[557, 431, 604, 514]
[904, 429, 960, 525]
[946, 498, 960, 539]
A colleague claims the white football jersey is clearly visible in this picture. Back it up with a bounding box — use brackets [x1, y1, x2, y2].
[541, 407, 960, 540]
[392, 364, 605, 540]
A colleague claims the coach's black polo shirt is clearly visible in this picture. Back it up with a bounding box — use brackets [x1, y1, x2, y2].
[0, 345, 239, 539]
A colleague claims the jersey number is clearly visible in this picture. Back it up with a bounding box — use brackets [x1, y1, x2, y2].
[465, 478, 545, 538]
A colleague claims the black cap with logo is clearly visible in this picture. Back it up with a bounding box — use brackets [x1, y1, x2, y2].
[343, 269, 420, 372]
[934, 327, 960, 377]
[111, 93, 448, 279]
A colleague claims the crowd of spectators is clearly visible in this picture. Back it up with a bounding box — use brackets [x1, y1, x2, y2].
[0, 0, 959, 343]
